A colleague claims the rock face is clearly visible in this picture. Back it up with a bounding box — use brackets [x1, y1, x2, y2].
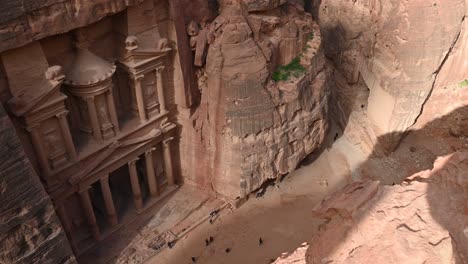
[243, 0, 287, 11]
[0, 0, 148, 53]
[182, 0, 330, 199]
[0, 104, 75, 264]
[313, 0, 468, 151]
[274, 242, 308, 264]
[273, 151, 468, 263]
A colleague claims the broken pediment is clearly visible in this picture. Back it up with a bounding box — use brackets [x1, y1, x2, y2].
[121, 34, 171, 69]
[7, 79, 66, 118]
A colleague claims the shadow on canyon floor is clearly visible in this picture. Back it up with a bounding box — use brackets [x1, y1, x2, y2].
[297, 105, 468, 263]
[150, 106, 466, 264]
[78, 104, 466, 264]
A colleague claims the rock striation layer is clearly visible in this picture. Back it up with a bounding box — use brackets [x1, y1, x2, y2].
[182, 0, 330, 199]
[274, 151, 468, 264]
[314, 0, 468, 151]
[0, 0, 148, 53]
[0, 104, 75, 264]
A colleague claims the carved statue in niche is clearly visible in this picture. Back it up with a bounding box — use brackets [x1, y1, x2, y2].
[142, 74, 159, 117]
[187, 20, 200, 48]
[99, 105, 111, 126]
[144, 83, 156, 104]
[143, 75, 157, 104]
[45, 130, 60, 155]
[187, 21, 209, 67]
[44, 128, 67, 168]
[97, 102, 115, 140]
[79, 99, 92, 133]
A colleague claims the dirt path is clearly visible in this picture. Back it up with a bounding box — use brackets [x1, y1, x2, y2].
[150, 139, 358, 264]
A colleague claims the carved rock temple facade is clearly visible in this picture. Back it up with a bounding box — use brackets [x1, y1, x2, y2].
[0, 0, 330, 261]
[0, 0, 182, 256]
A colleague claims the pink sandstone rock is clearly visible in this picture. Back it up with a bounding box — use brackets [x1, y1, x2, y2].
[315, 0, 468, 151]
[303, 152, 468, 263]
[180, 0, 330, 199]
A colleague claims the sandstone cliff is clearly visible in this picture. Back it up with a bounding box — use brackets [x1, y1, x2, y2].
[273, 151, 468, 264]
[179, 0, 330, 199]
[0, 104, 75, 264]
[313, 0, 468, 152]
[0, 0, 147, 53]
[309, 151, 468, 263]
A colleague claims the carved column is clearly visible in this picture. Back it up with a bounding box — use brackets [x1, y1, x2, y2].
[56, 202, 78, 252]
[145, 148, 159, 197]
[85, 96, 102, 141]
[27, 123, 51, 176]
[106, 89, 120, 134]
[78, 188, 100, 241]
[134, 75, 147, 122]
[56, 111, 77, 161]
[156, 67, 166, 113]
[100, 175, 118, 227]
[162, 137, 175, 187]
[128, 159, 144, 211]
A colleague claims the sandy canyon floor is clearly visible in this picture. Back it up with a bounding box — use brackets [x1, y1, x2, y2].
[151, 136, 363, 264]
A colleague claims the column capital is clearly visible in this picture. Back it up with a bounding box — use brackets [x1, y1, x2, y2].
[55, 111, 69, 119]
[25, 123, 41, 132]
[78, 186, 91, 194]
[163, 137, 174, 145]
[156, 66, 165, 73]
[128, 158, 139, 166]
[85, 96, 95, 102]
[135, 75, 144, 82]
[100, 174, 110, 181]
[145, 147, 157, 155]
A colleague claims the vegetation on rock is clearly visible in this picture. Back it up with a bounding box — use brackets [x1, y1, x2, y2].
[458, 79, 468, 88]
[272, 57, 306, 82]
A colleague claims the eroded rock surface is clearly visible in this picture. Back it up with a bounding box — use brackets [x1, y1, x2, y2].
[0, 0, 150, 53]
[0, 104, 75, 264]
[314, 0, 468, 151]
[274, 151, 468, 264]
[185, 0, 330, 199]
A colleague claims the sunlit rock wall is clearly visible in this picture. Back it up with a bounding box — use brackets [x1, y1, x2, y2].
[313, 0, 467, 151]
[181, 0, 330, 199]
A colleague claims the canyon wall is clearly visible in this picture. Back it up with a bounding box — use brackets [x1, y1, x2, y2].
[0, 0, 146, 53]
[313, 0, 467, 152]
[178, 0, 330, 199]
[0, 103, 76, 264]
[307, 151, 468, 263]
[273, 1, 468, 262]
[273, 149, 468, 264]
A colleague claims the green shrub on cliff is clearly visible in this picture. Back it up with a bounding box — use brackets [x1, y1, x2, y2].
[458, 79, 468, 88]
[272, 57, 306, 82]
